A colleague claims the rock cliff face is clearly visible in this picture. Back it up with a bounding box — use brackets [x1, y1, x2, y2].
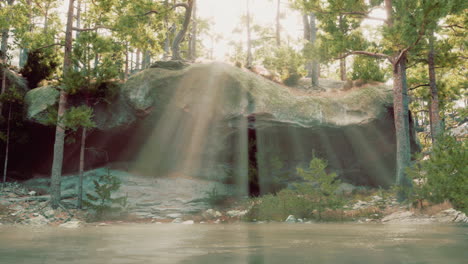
[20, 62, 418, 192]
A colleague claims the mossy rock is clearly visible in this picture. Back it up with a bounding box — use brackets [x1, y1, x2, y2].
[123, 62, 392, 127]
[149, 60, 190, 70]
[24, 86, 59, 125]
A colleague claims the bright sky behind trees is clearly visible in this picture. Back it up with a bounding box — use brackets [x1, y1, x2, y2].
[14, 0, 386, 64]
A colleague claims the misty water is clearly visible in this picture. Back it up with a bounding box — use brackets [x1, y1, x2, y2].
[1, 223, 467, 264]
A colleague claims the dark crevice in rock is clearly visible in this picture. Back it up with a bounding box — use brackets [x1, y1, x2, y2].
[248, 114, 260, 196]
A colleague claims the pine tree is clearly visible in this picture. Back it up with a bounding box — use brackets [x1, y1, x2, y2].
[50, 0, 74, 209]
[292, 0, 459, 188]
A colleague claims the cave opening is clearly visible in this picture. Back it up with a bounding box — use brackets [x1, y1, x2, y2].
[248, 114, 260, 196]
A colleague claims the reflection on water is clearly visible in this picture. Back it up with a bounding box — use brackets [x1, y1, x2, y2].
[0, 223, 467, 264]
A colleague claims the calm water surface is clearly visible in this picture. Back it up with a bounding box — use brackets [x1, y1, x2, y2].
[0, 223, 467, 264]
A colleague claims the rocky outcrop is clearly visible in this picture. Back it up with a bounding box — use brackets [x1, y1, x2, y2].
[3, 67, 28, 92]
[23, 86, 59, 124]
[381, 209, 468, 224]
[20, 62, 418, 190]
[124, 63, 392, 127]
[21, 168, 234, 220]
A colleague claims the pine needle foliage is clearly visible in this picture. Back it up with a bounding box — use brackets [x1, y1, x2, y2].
[83, 169, 128, 220]
[407, 134, 467, 213]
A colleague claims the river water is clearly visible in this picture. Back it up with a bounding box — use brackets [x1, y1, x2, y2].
[1, 223, 467, 264]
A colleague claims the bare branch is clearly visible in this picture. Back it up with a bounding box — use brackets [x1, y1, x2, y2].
[35, 43, 65, 50]
[442, 24, 465, 29]
[173, 3, 189, 9]
[409, 84, 429, 91]
[140, 10, 159, 16]
[340, 12, 387, 22]
[336, 51, 390, 60]
[139, 2, 188, 17]
[72, 25, 111, 32]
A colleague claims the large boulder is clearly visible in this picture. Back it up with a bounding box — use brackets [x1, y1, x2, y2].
[24, 85, 135, 130]
[3, 67, 28, 92]
[123, 63, 392, 127]
[23, 86, 59, 125]
[123, 63, 417, 191]
[20, 62, 418, 192]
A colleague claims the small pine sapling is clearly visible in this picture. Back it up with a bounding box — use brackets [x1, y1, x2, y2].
[84, 168, 128, 220]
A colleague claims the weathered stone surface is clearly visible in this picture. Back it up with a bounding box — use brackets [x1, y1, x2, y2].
[4, 68, 28, 92]
[59, 220, 84, 228]
[226, 210, 248, 218]
[20, 62, 418, 189]
[172, 218, 183, 223]
[24, 85, 135, 130]
[150, 60, 189, 70]
[285, 215, 297, 223]
[434, 208, 468, 223]
[23, 215, 49, 226]
[124, 63, 392, 127]
[381, 209, 468, 224]
[202, 209, 222, 219]
[24, 168, 234, 220]
[382, 211, 414, 223]
[24, 86, 59, 125]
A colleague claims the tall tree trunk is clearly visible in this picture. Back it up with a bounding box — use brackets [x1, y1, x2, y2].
[172, 0, 195, 60]
[143, 50, 150, 68]
[246, 0, 252, 67]
[385, 0, 411, 187]
[303, 14, 311, 77]
[428, 31, 441, 143]
[141, 50, 146, 69]
[276, 0, 281, 46]
[77, 127, 86, 209]
[189, 0, 197, 60]
[340, 57, 346, 81]
[2, 104, 11, 188]
[130, 50, 134, 72]
[0, 0, 14, 116]
[309, 12, 319, 87]
[135, 49, 140, 70]
[50, 0, 74, 209]
[124, 42, 129, 80]
[393, 53, 411, 188]
[163, 0, 171, 60]
[338, 16, 346, 81]
[44, 5, 49, 33]
[19, 0, 32, 68]
[94, 53, 99, 69]
[75, 0, 82, 71]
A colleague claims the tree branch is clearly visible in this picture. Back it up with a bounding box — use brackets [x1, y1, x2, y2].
[139, 3, 188, 17]
[442, 24, 465, 29]
[337, 51, 390, 60]
[409, 84, 429, 91]
[72, 25, 111, 32]
[35, 43, 65, 50]
[340, 12, 387, 22]
[394, 26, 425, 66]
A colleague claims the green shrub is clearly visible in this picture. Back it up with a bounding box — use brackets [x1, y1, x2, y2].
[350, 56, 386, 82]
[203, 187, 232, 208]
[246, 189, 314, 221]
[245, 156, 344, 221]
[283, 73, 302, 87]
[296, 157, 345, 219]
[406, 134, 467, 213]
[20, 49, 60, 89]
[84, 169, 128, 220]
